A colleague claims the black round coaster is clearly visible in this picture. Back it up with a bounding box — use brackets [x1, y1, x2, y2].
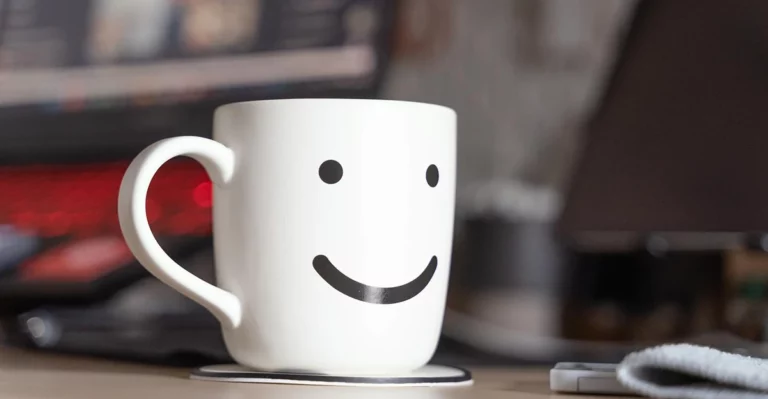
[190, 364, 473, 387]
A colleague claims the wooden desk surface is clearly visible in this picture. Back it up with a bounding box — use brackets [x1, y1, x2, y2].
[0, 347, 622, 399]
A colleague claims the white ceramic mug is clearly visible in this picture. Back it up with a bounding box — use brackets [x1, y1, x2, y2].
[118, 99, 457, 374]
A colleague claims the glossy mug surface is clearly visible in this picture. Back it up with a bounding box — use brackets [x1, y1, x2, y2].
[118, 99, 457, 374]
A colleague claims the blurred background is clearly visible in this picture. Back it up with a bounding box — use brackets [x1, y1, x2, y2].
[1, 0, 768, 367]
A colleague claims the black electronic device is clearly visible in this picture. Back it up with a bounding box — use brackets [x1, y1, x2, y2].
[556, 0, 750, 347]
[0, 0, 396, 361]
[0, 0, 394, 161]
[560, 0, 768, 250]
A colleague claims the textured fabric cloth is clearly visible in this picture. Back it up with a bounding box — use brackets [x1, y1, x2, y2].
[618, 344, 768, 399]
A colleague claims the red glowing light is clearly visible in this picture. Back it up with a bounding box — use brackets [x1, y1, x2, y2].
[193, 181, 213, 208]
[0, 160, 213, 236]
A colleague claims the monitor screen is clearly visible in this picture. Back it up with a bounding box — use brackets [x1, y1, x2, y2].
[0, 0, 394, 304]
[0, 0, 385, 113]
[0, 0, 394, 161]
[559, 0, 768, 250]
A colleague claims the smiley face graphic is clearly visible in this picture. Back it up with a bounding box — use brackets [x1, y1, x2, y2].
[312, 159, 441, 305]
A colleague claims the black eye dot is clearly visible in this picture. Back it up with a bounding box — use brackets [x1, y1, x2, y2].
[426, 164, 439, 187]
[319, 160, 343, 184]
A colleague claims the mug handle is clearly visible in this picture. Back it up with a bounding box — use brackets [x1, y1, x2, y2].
[118, 136, 242, 329]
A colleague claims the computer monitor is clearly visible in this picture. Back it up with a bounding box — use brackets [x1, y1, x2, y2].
[0, 0, 395, 309]
[559, 0, 768, 250]
[0, 0, 394, 161]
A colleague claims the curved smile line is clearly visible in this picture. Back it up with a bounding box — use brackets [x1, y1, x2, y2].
[312, 255, 438, 304]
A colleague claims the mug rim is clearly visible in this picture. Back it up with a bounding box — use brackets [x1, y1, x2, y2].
[215, 98, 456, 117]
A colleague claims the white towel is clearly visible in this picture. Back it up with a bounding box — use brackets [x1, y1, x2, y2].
[617, 344, 768, 399]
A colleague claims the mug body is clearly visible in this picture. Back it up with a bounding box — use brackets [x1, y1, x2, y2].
[212, 99, 456, 374]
